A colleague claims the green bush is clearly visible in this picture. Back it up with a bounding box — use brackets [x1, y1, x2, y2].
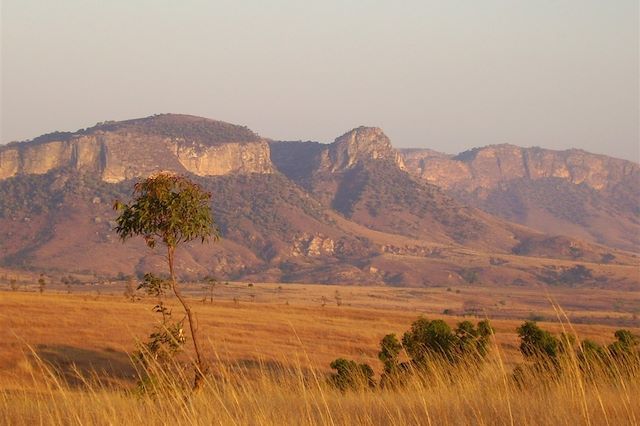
[330, 316, 494, 391]
[514, 321, 639, 383]
[516, 321, 560, 359]
[328, 358, 375, 391]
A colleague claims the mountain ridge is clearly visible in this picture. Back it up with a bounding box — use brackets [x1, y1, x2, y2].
[0, 114, 637, 288]
[401, 144, 639, 251]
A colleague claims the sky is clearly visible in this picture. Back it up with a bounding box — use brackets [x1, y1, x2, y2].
[1, 0, 638, 161]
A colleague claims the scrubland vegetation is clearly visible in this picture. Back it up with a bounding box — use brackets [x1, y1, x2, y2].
[1, 289, 638, 425]
[1, 174, 637, 425]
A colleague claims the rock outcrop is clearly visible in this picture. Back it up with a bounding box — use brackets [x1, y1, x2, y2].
[270, 126, 406, 183]
[1, 115, 638, 287]
[322, 126, 406, 172]
[0, 114, 274, 182]
[402, 144, 639, 192]
[292, 233, 335, 257]
[401, 145, 640, 251]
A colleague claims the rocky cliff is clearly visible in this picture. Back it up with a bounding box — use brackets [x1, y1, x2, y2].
[0, 115, 637, 288]
[402, 144, 639, 192]
[322, 126, 406, 172]
[402, 145, 640, 251]
[0, 114, 274, 182]
[270, 126, 406, 183]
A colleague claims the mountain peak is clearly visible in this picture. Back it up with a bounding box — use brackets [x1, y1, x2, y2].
[326, 126, 405, 171]
[335, 126, 390, 147]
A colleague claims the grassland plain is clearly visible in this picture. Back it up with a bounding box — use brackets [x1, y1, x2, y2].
[1, 283, 639, 425]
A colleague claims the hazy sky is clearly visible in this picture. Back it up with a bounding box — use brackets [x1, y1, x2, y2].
[2, 1, 638, 160]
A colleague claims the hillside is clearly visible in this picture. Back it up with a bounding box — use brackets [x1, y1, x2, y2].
[0, 114, 637, 288]
[402, 145, 640, 251]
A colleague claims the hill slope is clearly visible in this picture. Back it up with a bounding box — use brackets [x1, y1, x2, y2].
[0, 115, 637, 288]
[402, 145, 640, 251]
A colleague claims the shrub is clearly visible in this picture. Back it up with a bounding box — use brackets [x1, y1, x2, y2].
[601, 253, 616, 264]
[558, 265, 592, 284]
[330, 317, 494, 391]
[514, 322, 639, 384]
[516, 321, 560, 360]
[609, 329, 639, 360]
[402, 318, 492, 366]
[328, 358, 375, 391]
[459, 268, 480, 284]
[379, 334, 403, 374]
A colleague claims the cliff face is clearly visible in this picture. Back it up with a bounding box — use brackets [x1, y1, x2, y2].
[402, 145, 640, 251]
[402, 144, 639, 193]
[269, 126, 406, 185]
[1, 116, 638, 288]
[175, 141, 273, 177]
[0, 114, 274, 182]
[322, 126, 406, 172]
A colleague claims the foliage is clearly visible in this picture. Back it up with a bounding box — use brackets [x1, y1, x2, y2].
[331, 317, 494, 391]
[202, 276, 217, 304]
[557, 265, 592, 285]
[516, 321, 560, 359]
[378, 333, 403, 374]
[459, 268, 480, 284]
[402, 319, 456, 364]
[95, 114, 260, 146]
[37, 276, 46, 294]
[401, 318, 492, 366]
[114, 173, 219, 390]
[113, 173, 218, 249]
[515, 321, 640, 383]
[0, 169, 129, 218]
[328, 358, 375, 391]
[600, 253, 616, 264]
[609, 329, 640, 360]
[133, 273, 186, 393]
[535, 264, 594, 286]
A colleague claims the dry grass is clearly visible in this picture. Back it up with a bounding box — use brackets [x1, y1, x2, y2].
[1, 287, 639, 425]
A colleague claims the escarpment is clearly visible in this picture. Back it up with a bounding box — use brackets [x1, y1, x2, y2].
[402, 144, 639, 192]
[0, 114, 274, 182]
[0, 113, 637, 286]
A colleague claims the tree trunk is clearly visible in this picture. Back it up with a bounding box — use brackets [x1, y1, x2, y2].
[167, 245, 207, 390]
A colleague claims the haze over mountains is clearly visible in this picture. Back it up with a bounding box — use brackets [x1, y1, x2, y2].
[0, 114, 637, 288]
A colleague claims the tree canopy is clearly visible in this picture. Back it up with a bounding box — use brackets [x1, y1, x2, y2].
[113, 172, 219, 249]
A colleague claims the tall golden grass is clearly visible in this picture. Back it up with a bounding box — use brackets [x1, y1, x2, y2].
[1, 323, 638, 426]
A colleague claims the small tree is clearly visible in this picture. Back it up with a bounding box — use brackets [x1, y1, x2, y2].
[38, 276, 46, 294]
[114, 173, 219, 389]
[202, 276, 216, 304]
[136, 273, 185, 361]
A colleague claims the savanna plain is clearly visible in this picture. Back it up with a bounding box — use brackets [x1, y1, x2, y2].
[1, 279, 639, 425]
